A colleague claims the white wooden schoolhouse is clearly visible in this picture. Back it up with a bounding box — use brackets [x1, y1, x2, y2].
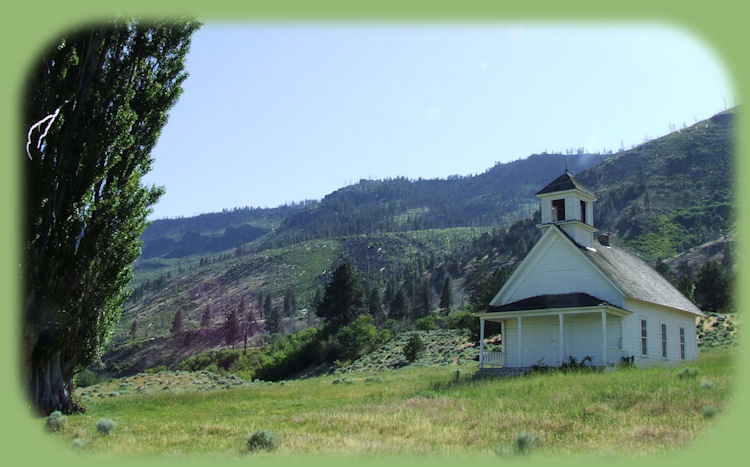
[475, 172, 703, 372]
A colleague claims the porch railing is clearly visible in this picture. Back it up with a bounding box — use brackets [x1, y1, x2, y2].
[482, 350, 505, 368]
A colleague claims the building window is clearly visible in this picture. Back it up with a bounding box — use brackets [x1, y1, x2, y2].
[641, 319, 648, 356]
[661, 324, 667, 359]
[552, 199, 565, 221]
[580, 200, 587, 224]
[680, 327, 686, 360]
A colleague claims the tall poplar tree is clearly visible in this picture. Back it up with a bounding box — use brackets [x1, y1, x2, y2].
[22, 19, 199, 414]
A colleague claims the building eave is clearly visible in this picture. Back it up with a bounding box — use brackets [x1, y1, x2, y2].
[475, 304, 630, 320]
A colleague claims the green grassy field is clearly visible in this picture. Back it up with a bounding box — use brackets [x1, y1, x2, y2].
[47, 347, 733, 458]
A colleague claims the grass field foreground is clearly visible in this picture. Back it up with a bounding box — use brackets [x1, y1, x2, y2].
[48, 347, 734, 457]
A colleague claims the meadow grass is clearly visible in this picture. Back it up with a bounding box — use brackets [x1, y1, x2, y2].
[53, 347, 734, 457]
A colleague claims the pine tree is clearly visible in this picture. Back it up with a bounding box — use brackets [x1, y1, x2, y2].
[23, 19, 199, 414]
[368, 287, 385, 325]
[283, 287, 297, 317]
[237, 297, 249, 349]
[412, 276, 432, 319]
[171, 309, 184, 336]
[200, 304, 211, 330]
[224, 308, 240, 349]
[694, 261, 732, 313]
[316, 263, 365, 330]
[311, 289, 321, 323]
[265, 305, 282, 335]
[439, 278, 453, 312]
[130, 320, 138, 340]
[263, 295, 273, 322]
[389, 288, 409, 320]
[257, 292, 265, 319]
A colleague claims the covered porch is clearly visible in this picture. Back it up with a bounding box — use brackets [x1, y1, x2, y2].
[475, 293, 631, 370]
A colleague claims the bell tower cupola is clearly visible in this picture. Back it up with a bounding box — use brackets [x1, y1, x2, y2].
[536, 171, 598, 248]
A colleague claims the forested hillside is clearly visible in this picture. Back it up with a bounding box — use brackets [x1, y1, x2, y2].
[139, 203, 311, 259]
[138, 153, 608, 258]
[577, 109, 734, 259]
[256, 153, 609, 245]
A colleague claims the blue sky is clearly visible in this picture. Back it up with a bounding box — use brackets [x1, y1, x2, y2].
[143, 23, 734, 220]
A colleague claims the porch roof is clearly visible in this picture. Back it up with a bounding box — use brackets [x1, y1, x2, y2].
[487, 292, 624, 314]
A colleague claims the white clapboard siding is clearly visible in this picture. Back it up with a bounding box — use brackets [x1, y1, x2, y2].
[563, 313, 607, 366]
[623, 300, 699, 365]
[502, 314, 624, 367]
[504, 233, 622, 307]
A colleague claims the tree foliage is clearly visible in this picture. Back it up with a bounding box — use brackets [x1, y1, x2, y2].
[283, 287, 297, 317]
[265, 305, 282, 335]
[171, 308, 184, 336]
[224, 308, 240, 348]
[694, 261, 732, 313]
[439, 278, 453, 312]
[22, 19, 199, 414]
[316, 262, 365, 330]
[389, 288, 409, 320]
[200, 304, 211, 329]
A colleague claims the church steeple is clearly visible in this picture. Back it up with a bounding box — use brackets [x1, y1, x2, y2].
[536, 171, 598, 248]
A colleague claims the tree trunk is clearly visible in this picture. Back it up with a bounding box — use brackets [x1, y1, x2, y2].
[29, 350, 76, 415]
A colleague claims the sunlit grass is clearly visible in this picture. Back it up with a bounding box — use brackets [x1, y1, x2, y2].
[53, 347, 734, 457]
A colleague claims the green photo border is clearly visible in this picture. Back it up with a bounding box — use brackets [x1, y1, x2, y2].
[1, 2, 746, 467]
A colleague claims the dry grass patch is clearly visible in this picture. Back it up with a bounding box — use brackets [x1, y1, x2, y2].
[49, 348, 734, 457]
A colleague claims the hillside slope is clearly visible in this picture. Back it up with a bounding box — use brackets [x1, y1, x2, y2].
[272, 153, 609, 244]
[576, 109, 735, 259]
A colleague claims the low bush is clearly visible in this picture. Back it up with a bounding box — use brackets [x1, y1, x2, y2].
[415, 315, 438, 331]
[96, 418, 117, 436]
[246, 429, 278, 452]
[45, 411, 67, 432]
[71, 438, 88, 449]
[677, 367, 700, 379]
[702, 405, 717, 419]
[75, 369, 99, 388]
[560, 355, 593, 372]
[513, 431, 539, 454]
[701, 379, 715, 390]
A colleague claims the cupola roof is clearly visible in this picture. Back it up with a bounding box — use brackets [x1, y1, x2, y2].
[535, 171, 596, 198]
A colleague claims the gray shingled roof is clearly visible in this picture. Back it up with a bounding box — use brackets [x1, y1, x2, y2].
[535, 171, 597, 198]
[488, 293, 622, 313]
[579, 236, 704, 316]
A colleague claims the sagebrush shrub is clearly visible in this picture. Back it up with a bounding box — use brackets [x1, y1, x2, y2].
[246, 429, 278, 452]
[513, 431, 539, 454]
[677, 367, 700, 379]
[96, 418, 117, 435]
[45, 411, 67, 432]
[702, 405, 717, 419]
[71, 438, 88, 449]
[701, 379, 715, 390]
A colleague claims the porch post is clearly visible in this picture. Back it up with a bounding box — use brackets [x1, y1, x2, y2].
[601, 310, 607, 366]
[479, 318, 485, 369]
[517, 316, 523, 367]
[559, 314, 564, 365]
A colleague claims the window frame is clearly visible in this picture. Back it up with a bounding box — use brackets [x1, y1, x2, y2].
[640, 319, 648, 356]
[661, 323, 668, 359]
[552, 198, 565, 221]
[679, 327, 686, 360]
[580, 200, 587, 224]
